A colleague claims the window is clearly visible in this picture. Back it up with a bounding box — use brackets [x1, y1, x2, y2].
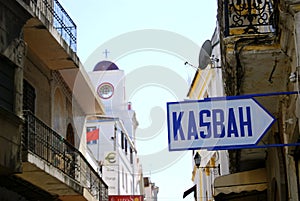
[125, 173, 128, 193]
[144, 177, 149, 187]
[23, 80, 36, 113]
[125, 138, 128, 155]
[130, 147, 133, 164]
[0, 58, 15, 112]
[122, 166, 125, 188]
[121, 131, 124, 149]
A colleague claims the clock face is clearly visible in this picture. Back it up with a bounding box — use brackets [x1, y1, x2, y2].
[97, 82, 114, 99]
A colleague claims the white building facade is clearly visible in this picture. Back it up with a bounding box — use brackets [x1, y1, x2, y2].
[144, 177, 159, 201]
[86, 61, 144, 197]
[186, 26, 229, 201]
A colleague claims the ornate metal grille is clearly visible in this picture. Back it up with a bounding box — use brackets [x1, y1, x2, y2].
[224, 0, 278, 36]
[22, 111, 108, 201]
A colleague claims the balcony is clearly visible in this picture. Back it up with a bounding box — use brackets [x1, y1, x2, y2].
[21, 111, 108, 201]
[18, 0, 79, 70]
[21, 0, 76, 51]
[221, 0, 286, 110]
[219, 0, 289, 173]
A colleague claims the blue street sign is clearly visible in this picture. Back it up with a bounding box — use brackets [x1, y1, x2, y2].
[167, 97, 275, 151]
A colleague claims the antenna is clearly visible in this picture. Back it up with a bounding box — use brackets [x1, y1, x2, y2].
[184, 61, 197, 70]
[198, 40, 212, 70]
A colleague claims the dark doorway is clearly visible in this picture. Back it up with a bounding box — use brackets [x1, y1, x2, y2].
[66, 123, 74, 146]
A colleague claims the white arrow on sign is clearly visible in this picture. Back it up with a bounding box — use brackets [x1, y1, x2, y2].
[167, 98, 275, 151]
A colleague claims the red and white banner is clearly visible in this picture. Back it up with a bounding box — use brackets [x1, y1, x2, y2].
[86, 128, 99, 143]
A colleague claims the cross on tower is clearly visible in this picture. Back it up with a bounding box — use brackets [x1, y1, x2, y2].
[103, 49, 110, 59]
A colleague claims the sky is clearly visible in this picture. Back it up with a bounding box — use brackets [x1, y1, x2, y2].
[59, 1, 217, 200]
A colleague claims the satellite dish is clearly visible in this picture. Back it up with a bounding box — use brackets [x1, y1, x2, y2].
[198, 40, 212, 70]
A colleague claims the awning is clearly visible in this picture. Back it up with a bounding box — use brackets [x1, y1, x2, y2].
[183, 184, 196, 200]
[214, 168, 267, 196]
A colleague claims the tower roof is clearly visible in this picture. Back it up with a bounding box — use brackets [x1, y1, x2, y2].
[93, 60, 119, 71]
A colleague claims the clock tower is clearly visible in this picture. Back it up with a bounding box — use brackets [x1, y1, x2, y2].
[88, 60, 126, 114]
[88, 59, 138, 142]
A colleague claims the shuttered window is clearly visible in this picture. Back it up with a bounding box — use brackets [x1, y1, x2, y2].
[23, 80, 36, 113]
[0, 58, 15, 112]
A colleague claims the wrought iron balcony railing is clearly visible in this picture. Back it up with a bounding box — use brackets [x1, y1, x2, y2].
[22, 110, 108, 201]
[22, 0, 77, 52]
[224, 0, 278, 37]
